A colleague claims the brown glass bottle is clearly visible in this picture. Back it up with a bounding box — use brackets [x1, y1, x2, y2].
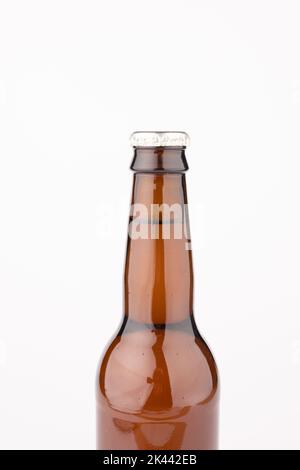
[96, 132, 219, 450]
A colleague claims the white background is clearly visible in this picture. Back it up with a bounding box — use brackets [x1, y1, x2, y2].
[0, 0, 300, 450]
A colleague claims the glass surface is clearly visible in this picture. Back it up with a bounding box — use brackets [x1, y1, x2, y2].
[96, 144, 219, 450]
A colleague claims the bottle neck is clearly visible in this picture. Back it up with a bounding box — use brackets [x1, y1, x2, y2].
[124, 147, 193, 325]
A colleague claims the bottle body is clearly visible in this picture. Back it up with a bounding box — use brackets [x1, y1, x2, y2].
[96, 137, 219, 450]
[96, 318, 219, 450]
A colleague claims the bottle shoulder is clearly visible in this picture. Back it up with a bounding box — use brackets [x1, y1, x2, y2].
[97, 322, 218, 414]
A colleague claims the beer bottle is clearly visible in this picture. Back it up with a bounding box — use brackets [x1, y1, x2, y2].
[96, 132, 219, 450]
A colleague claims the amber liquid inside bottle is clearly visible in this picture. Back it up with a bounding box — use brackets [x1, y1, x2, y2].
[96, 145, 219, 450]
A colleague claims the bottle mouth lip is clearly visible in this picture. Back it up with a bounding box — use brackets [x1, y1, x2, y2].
[130, 131, 190, 148]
